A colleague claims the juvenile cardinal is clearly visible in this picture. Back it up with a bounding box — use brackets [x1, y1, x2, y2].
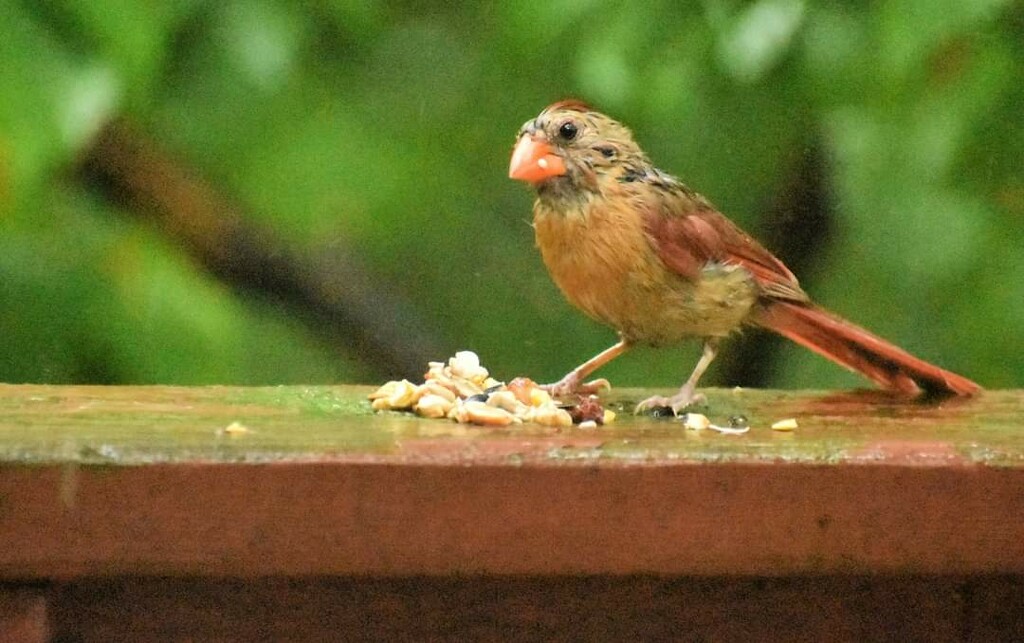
[509, 100, 979, 412]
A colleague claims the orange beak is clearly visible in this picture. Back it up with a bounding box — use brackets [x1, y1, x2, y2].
[508, 135, 567, 184]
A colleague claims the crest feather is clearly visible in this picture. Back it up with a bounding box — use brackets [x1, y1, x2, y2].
[544, 99, 592, 113]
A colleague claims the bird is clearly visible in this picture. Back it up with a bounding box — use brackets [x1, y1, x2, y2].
[508, 100, 980, 413]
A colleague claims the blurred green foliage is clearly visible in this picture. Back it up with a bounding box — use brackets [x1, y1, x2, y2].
[1, 0, 1021, 388]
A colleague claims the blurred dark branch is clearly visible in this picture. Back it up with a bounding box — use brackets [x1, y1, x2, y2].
[717, 140, 835, 387]
[79, 120, 441, 381]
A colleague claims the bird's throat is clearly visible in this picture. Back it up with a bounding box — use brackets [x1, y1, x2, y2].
[535, 167, 605, 212]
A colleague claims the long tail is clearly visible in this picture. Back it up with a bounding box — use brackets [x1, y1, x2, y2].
[753, 301, 980, 397]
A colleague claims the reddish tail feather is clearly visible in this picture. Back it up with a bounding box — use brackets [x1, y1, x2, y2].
[754, 301, 980, 397]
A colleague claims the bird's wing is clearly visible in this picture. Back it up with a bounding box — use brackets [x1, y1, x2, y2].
[643, 200, 808, 303]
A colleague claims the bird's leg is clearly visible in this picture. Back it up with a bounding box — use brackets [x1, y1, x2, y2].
[636, 338, 720, 415]
[542, 339, 631, 398]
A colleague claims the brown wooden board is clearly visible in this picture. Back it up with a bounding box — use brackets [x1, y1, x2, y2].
[0, 385, 1021, 579]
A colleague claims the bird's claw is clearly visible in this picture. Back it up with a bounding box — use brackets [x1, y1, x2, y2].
[634, 391, 706, 416]
[541, 376, 611, 400]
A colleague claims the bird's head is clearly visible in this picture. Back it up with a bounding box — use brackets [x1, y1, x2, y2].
[509, 100, 646, 200]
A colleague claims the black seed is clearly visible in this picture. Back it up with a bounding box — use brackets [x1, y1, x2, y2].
[465, 393, 489, 403]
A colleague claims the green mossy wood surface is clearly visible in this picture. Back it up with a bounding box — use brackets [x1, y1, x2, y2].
[0, 384, 1020, 467]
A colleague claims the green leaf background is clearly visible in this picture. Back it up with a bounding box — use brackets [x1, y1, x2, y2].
[1, 0, 1020, 388]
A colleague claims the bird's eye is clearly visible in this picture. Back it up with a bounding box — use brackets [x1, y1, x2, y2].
[557, 121, 578, 141]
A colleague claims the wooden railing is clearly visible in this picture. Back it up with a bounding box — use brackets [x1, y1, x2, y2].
[1, 384, 1021, 640]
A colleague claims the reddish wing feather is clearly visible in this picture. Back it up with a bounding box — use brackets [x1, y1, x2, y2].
[644, 205, 807, 302]
[644, 202, 979, 397]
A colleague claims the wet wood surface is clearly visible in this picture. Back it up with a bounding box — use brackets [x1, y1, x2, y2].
[1, 383, 1020, 467]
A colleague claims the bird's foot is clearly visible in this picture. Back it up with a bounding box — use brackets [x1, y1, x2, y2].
[541, 374, 612, 400]
[635, 389, 706, 416]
